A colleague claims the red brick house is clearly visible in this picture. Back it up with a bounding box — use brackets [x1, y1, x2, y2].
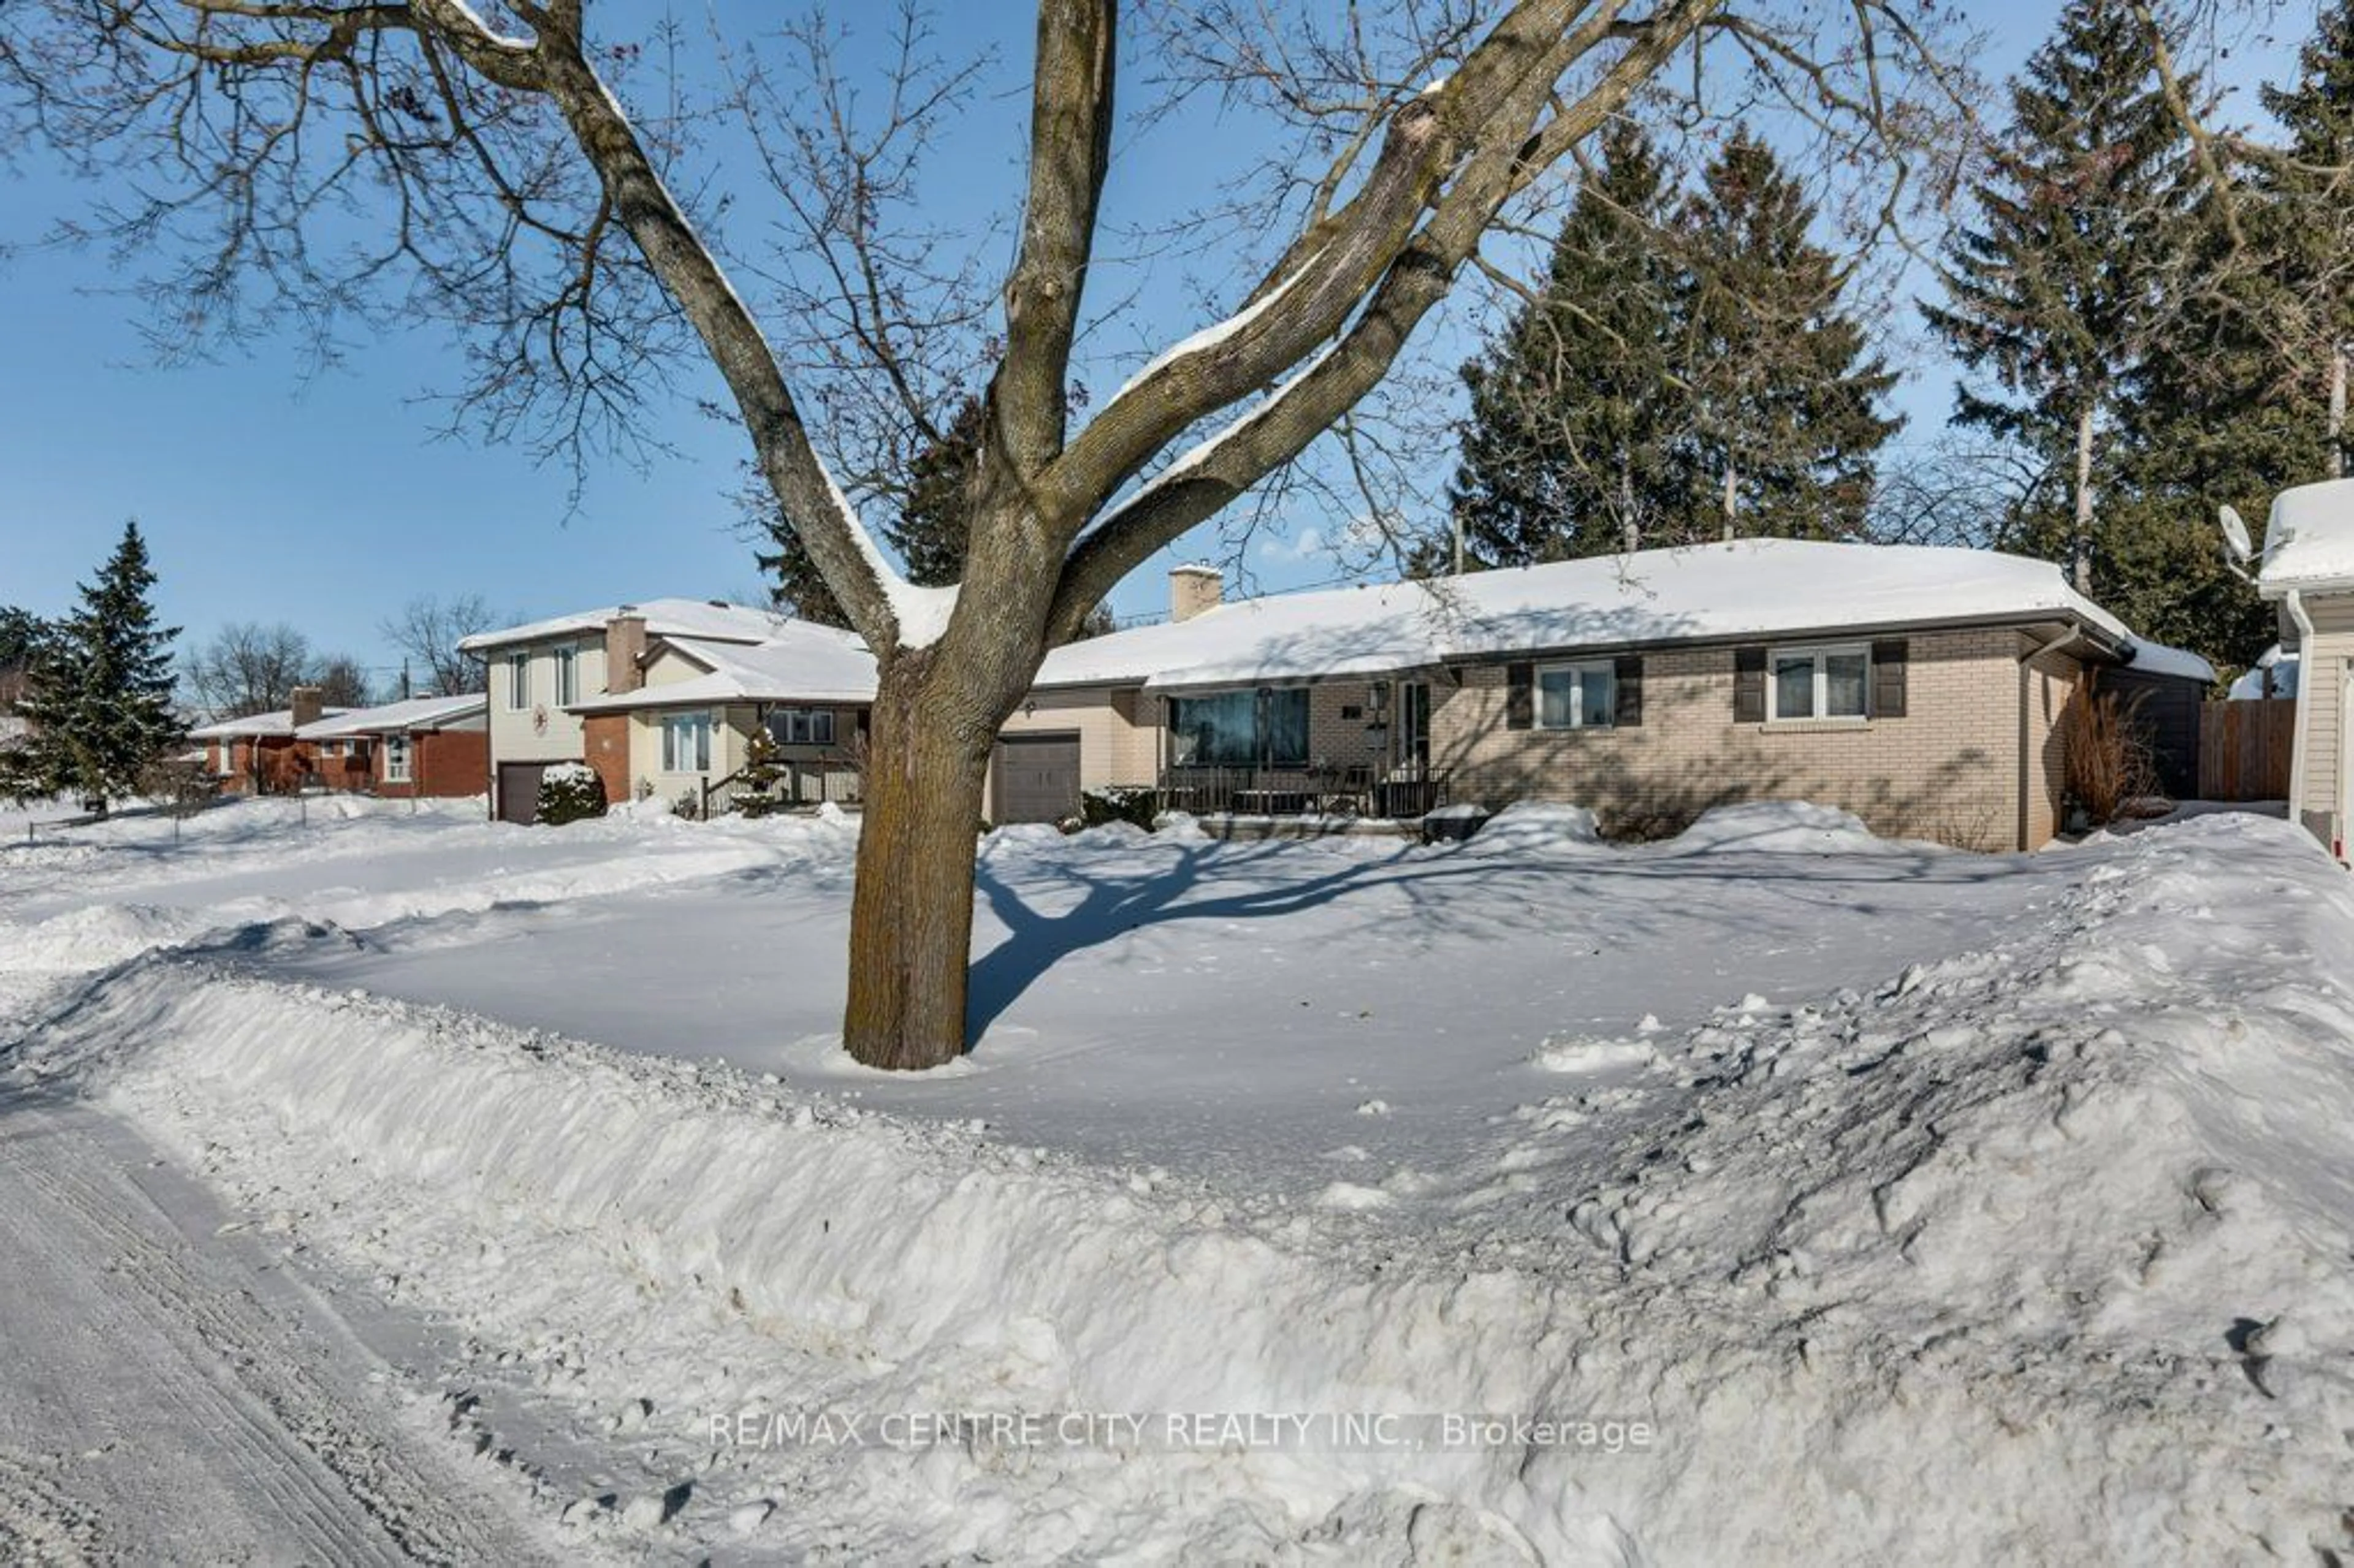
[294, 693, 489, 799]
[188, 686, 350, 795]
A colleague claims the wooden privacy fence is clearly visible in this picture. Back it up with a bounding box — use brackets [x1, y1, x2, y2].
[2198, 698, 2296, 801]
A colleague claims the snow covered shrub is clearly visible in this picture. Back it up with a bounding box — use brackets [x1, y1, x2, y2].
[1081, 785, 1159, 831]
[535, 762, 606, 825]
[2060, 685, 2161, 828]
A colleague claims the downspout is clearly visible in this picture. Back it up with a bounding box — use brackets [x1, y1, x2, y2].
[2017, 625, 2094, 851]
[2284, 586, 2318, 847]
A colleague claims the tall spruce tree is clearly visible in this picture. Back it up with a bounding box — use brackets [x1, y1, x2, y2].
[1921, 0, 2193, 595]
[4, 522, 182, 812]
[1677, 129, 1900, 540]
[2107, 180, 2323, 668]
[757, 398, 982, 626]
[2258, 0, 2354, 479]
[1446, 123, 1686, 566]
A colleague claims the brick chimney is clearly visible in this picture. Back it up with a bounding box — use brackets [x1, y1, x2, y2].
[289, 684, 325, 729]
[1170, 565, 1224, 624]
[605, 611, 647, 695]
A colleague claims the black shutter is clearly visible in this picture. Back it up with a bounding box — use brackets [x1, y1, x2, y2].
[1613, 655, 1643, 727]
[1872, 638, 1909, 718]
[1506, 662, 1534, 730]
[1733, 646, 1767, 723]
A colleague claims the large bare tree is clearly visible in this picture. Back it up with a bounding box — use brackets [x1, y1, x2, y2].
[2, 0, 1962, 1068]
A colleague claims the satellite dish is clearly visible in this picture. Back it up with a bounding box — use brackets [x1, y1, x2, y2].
[2220, 504, 2252, 564]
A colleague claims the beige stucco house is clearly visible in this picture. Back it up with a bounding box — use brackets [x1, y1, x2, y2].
[2255, 478, 2354, 860]
[460, 598, 821, 821]
[988, 540, 2212, 851]
[566, 623, 877, 813]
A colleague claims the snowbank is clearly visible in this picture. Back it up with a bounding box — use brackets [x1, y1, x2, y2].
[1461, 801, 1602, 855]
[13, 811, 2354, 1561]
[1655, 799, 1934, 856]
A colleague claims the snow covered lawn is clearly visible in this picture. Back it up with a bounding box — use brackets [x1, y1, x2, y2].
[4, 796, 2353, 1561]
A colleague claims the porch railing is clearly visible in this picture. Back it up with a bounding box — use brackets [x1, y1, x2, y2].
[699, 756, 863, 820]
[1157, 763, 1447, 819]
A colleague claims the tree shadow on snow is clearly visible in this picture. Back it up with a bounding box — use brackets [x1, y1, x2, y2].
[962, 832, 2044, 1052]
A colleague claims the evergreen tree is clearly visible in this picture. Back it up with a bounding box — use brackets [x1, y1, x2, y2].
[2257, 0, 2354, 478]
[2108, 175, 2323, 669]
[1921, 0, 2193, 593]
[3, 522, 182, 812]
[1446, 122, 1686, 566]
[758, 398, 982, 626]
[1677, 129, 1900, 541]
[0, 606, 41, 712]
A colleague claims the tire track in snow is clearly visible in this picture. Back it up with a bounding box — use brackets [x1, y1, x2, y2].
[0, 1068, 560, 1565]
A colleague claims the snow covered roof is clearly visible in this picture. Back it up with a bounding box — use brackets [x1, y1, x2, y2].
[188, 706, 354, 740]
[2256, 478, 2354, 592]
[1037, 539, 2213, 690]
[457, 597, 791, 653]
[295, 692, 488, 739]
[2226, 645, 2299, 701]
[567, 622, 878, 714]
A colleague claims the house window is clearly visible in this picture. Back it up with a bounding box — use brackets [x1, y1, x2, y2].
[1769, 644, 1871, 721]
[506, 651, 531, 710]
[214, 742, 234, 777]
[661, 711, 712, 772]
[384, 734, 412, 783]
[1168, 688, 1311, 768]
[769, 708, 839, 747]
[554, 645, 577, 706]
[1536, 663, 1615, 730]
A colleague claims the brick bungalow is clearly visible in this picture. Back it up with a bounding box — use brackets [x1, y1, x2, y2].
[293, 692, 489, 799]
[987, 539, 2212, 851]
[188, 685, 352, 795]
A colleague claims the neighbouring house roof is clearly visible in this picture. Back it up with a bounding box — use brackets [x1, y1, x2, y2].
[1036, 539, 2214, 691]
[566, 622, 879, 714]
[188, 706, 355, 740]
[456, 597, 792, 653]
[295, 692, 489, 739]
[2256, 478, 2354, 593]
[2226, 644, 2299, 701]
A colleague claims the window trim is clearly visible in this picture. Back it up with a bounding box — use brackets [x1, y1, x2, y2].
[554, 644, 577, 707]
[1765, 641, 1873, 724]
[506, 650, 531, 711]
[1533, 660, 1618, 732]
[383, 734, 413, 784]
[661, 710, 713, 774]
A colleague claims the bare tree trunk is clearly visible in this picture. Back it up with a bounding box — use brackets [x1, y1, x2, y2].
[2071, 405, 2096, 596]
[2331, 344, 2347, 481]
[1720, 457, 1737, 543]
[842, 653, 997, 1070]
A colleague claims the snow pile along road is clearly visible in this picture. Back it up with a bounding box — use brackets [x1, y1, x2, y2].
[8, 807, 2354, 1561]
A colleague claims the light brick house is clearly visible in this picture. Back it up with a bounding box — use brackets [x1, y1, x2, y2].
[985, 540, 2212, 851]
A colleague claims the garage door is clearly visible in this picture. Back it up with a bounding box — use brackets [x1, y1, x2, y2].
[497, 762, 547, 825]
[992, 734, 1081, 824]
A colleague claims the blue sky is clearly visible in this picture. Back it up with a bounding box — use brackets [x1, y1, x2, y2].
[0, 2, 2314, 688]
